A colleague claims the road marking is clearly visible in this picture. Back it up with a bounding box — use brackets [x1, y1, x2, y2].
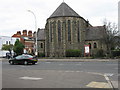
[20, 66, 30, 67]
[104, 73, 114, 77]
[86, 72, 103, 76]
[65, 71, 74, 72]
[76, 71, 81, 72]
[45, 62, 51, 63]
[19, 76, 43, 80]
[86, 81, 110, 88]
[104, 74, 114, 88]
[57, 71, 82, 73]
[111, 81, 118, 88]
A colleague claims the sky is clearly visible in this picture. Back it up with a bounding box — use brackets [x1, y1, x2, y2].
[0, 0, 119, 36]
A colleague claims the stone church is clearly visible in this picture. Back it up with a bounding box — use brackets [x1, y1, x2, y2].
[38, 2, 106, 57]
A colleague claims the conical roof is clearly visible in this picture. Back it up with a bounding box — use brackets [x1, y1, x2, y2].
[49, 2, 80, 18]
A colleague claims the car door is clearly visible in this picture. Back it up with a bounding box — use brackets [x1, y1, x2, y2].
[15, 55, 24, 64]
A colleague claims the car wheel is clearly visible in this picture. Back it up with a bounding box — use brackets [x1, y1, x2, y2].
[10, 61, 14, 65]
[24, 61, 28, 65]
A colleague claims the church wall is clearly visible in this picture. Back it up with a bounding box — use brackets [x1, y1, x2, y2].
[38, 40, 45, 55]
[85, 40, 107, 56]
[45, 17, 88, 57]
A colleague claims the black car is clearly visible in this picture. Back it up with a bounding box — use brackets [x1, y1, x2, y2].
[9, 54, 38, 65]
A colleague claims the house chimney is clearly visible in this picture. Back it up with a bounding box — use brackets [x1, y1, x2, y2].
[23, 30, 27, 36]
[17, 31, 21, 36]
[28, 30, 32, 37]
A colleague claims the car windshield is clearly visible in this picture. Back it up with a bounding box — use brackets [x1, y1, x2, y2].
[15, 55, 33, 59]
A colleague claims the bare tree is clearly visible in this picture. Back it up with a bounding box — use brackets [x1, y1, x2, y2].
[102, 19, 119, 57]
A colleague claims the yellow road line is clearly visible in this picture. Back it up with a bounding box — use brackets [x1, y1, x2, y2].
[86, 81, 111, 88]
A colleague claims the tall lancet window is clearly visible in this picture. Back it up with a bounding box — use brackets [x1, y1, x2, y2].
[77, 21, 80, 42]
[50, 22, 52, 42]
[68, 20, 71, 41]
[58, 20, 61, 42]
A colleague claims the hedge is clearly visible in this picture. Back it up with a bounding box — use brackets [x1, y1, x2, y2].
[112, 50, 120, 57]
[38, 53, 45, 57]
[66, 49, 81, 57]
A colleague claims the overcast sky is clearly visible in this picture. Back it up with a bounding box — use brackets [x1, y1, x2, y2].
[0, 0, 119, 36]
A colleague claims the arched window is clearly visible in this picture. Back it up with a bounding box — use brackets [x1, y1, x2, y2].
[77, 21, 80, 42]
[6, 41, 8, 45]
[58, 20, 61, 42]
[68, 20, 71, 41]
[89, 43, 91, 49]
[41, 43, 43, 48]
[94, 42, 97, 48]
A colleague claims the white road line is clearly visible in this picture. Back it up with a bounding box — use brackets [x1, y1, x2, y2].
[45, 62, 51, 63]
[65, 71, 74, 72]
[20, 66, 30, 67]
[57, 71, 82, 73]
[65, 71, 70, 72]
[111, 81, 118, 88]
[104, 73, 114, 77]
[86, 72, 103, 76]
[104, 74, 114, 88]
[19, 76, 43, 80]
[76, 71, 81, 72]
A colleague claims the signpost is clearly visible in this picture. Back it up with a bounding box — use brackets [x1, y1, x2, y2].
[84, 45, 90, 57]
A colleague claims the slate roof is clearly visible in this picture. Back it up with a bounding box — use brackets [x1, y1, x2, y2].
[85, 26, 106, 41]
[49, 2, 80, 18]
[37, 29, 45, 40]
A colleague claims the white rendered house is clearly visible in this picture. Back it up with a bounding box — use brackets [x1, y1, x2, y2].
[0, 36, 19, 57]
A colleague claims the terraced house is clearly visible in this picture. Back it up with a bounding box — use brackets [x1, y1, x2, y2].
[38, 2, 107, 57]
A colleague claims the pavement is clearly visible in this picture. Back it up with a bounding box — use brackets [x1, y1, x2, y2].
[2, 69, 112, 88]
[0, 57, 119, 62]
[38, 58, 119, 62]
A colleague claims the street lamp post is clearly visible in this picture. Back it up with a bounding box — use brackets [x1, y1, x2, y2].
[28, 10, 38, 56]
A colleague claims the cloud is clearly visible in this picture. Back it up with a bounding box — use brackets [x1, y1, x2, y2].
[0, 0, 118, 36]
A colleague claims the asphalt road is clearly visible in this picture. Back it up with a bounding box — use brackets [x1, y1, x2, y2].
[1, 58, 119, 89]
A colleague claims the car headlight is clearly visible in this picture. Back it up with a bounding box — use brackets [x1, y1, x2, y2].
[33, 60, 37, 61]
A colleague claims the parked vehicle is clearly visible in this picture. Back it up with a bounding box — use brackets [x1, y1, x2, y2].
[0, 51, 9, 58]
[9, 54, 38, 65]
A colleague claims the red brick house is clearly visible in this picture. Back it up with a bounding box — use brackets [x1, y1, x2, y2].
[12, 30, 35, 54]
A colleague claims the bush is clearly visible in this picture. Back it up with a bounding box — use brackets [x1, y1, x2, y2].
[112, 50, 120, 57]
[38, 53, 45, 57]
[66, 49, 81, 57]
[94, 49, 104, 58]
